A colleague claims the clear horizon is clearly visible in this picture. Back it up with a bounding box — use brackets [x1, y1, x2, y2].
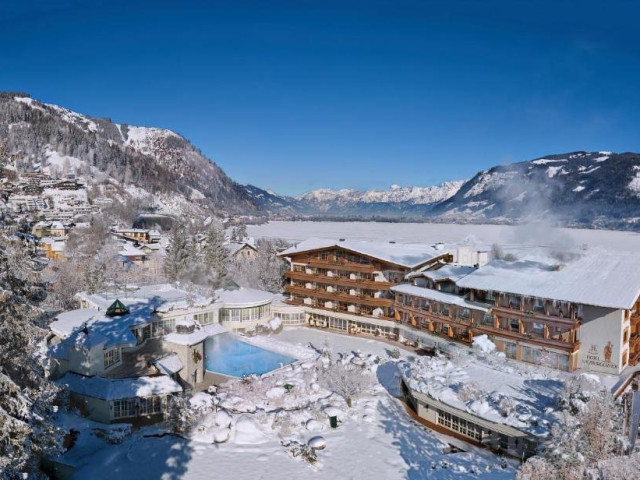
[2, 0, 639, 196]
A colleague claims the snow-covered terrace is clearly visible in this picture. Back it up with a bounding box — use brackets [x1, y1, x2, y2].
[456, 250, 640, 309]
[391, 284, 490, 312]
[399, 352, 567, 437]
[279, 237, 450, 268]
[164, 323, 227, 346]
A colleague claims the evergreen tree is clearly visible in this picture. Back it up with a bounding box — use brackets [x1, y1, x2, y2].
[164, 228, 190, 282]
[202, 225, 229, 288]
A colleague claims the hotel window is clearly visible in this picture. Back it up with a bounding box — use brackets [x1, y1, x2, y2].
[112, 399, 135, 419]
[533, 298, 545, 313]
[152, 318, 176, 336]
[293, 265, 305, 272]
[504, 342, 517, 359]
[104, 347, 121, 369]
[522, 346, 541, 364]
[441, 324, 450, 335]
[459, 308, 470, 319]
[193, 311, 214, 325]
[485, 290, 495, 301]
[558, 354, 571, 371]
[509, 318, 520, 332]
[482, 314, 494, 326]
[532, 322, 544, 335]
[139, 396, 162, 415]
[319, 252, 329, 261]
[509, 296, 521, 309]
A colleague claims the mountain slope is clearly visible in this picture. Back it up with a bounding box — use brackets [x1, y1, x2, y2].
[0, 92, 262, 218]
[432, 151, 640, 228]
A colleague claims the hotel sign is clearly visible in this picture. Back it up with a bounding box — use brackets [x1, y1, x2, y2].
[583, 343, 618, 370]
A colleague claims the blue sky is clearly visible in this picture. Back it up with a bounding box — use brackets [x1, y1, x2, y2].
[2, 0, 639, 195]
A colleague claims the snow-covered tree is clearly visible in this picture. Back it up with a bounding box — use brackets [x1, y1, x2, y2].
[202, 225, 229, 287]
[0, 239, 65, 477]
[231, 223, 248, 242]
[164, 228, 191, 282]
[517, 388, 626, 480]
[230, 238, 289, 293]
[319, 362, 372, 407]
[165, 395, 196, 434]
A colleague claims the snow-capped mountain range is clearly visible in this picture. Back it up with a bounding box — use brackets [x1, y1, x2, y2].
[247, 151, 640, 229]
[299, 181, 465, 205]
[4, 92, 640, 229]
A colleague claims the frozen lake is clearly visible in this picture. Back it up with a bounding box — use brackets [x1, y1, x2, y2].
[248, 221, 640, 253]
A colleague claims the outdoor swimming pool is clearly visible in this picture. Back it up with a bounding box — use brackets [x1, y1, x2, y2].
[204, 333, 296, 377]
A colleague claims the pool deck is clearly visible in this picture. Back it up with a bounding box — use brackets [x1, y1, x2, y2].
[199, 371, 236, 391]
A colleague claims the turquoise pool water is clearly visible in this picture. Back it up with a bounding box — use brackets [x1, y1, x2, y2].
[204, 333, 296, 377]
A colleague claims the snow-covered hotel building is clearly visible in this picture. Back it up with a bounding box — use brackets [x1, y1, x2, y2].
[47, 284, 287, 424]
[280, 239, 640, 375]
[279, 238, 459, 334]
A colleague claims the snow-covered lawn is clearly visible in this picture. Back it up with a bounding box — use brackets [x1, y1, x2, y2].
[68, 328, 517, 479]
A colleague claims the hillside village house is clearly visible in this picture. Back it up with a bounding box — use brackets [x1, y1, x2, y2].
[47, 284, 290, 424]
[227, 241, 258, 261]
[280, 239, 640, 375]
[32, 220, 71, 238]
[39, 236, 66, 260]
[111, 227, 161, 244]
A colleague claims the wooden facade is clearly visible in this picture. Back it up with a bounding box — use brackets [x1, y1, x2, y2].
[394, 287, 583, 371]
[282, 246, 446, 321]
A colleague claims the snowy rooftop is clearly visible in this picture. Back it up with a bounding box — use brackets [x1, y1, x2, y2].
[215, 287, 275, 307]
[118, 243, 146, 257]
[456, 250, 640, 309]
[164, 323, 227, 346]
[411, 264, 477, 283]
[279, 238, 448, 268]
[391, 284, 490, 312]
[77, 284, 213, 311]
[58, 372, 183, 400]
[400, 352, 567, 436]
[50, 308, 102, 338]
[153, 354, 184, 376]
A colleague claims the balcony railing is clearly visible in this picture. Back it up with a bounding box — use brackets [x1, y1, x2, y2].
[493, 305, 579, 325]
[285, 285, 393, 308]
[473, 324, 580, 351]
[285, 270, 393, 289]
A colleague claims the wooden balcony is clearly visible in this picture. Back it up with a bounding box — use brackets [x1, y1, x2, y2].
[473, 324, 580, 352]
[395, 304, 474, 328]
[283, 297, 396, 322]
[493, 306, 578, 326]
[285, 270, 393, 290]
[285, 284, 393, 308]
[305, 258, 380, 273]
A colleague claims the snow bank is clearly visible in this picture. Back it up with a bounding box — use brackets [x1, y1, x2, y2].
[472, 334, 496, 354]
